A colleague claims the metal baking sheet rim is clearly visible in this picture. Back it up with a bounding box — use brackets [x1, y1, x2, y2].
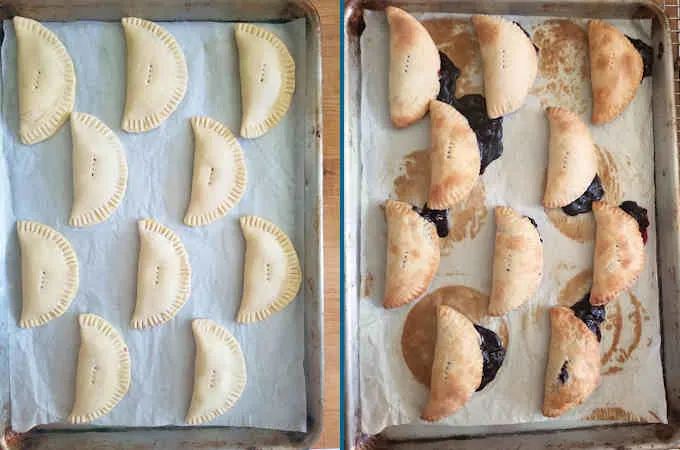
[343, 0, 680, 448]
[0, 0, 324, 449]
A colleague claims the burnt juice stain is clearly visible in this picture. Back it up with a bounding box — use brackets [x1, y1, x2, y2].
[562, 175, 604, 216]
[474, 324, 506, 391]
[437, 51, 503, 174]
[413, 204, 449, 238]
[626, 36, 653, 79]
[570, 294, 606, 341]
[619, 200, 650, 244]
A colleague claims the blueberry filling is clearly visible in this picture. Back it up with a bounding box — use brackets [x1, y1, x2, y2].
[413, 203, 449, 238]
[558, 360, 569, 384]
[619, 200, 650, 244]
[561, 175, 605, 216]
[513, 21, 539, 53]
[474, 324, 506, 391]
[437, 51, 504, 174]
[570, 294, 606, 341]
[525, 216, 543, 242]
[626, 36, 653, 79]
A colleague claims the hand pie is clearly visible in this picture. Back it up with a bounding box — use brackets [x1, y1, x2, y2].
[422, 305, 482, 422]
[17, 220, 79, 328]
[543, 306, 600, 417]
[489, 207, 543, 316]
[588, 20, 643, 125]
[121, 17, 188, 132]
[543, 107, 598, 208]
[383, 200, 440, 309]
[386, 6, 440, 128]
[591, 201, 645, 305]
[472, 15, 538, 119]
[428, 100, 480, 210]
[184, 116, 247, 226]
[235, 23, 295, 138]
[70, 112, 128, 227]
[14, 16, 75, 145]
[68, 313, 131, 424]
[237, 216, 301, 323]
[185, 319, 247, 424]
[132, 219, 191, 329]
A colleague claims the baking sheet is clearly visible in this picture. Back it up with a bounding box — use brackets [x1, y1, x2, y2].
[0, 18, 308, 432]
[358, 11, 666, 435]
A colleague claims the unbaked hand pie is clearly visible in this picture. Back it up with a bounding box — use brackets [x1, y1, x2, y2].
[543, 306, 600, 417]
[489, 207, 543, 316]
[185, 319, 247, 424]
[121, 17, 187, 132]
[471, 15, 538, 119]
[428, 100, 480, 210]
[14, 16, 75, 145]
[68, 313, 131, 424]
[591, 201, 645, 305]
[235, 23, 295, 138]
[17, 220, 79, 328]
[543, 107, 598, 209]
[588, 20, 643, 124]
[383, 199, 440, 309]
[386, 6, 440, 128]
[421, 305, 482, 422]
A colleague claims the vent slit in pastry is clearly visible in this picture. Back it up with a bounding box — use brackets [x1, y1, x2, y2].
[234, 23, 295, 138]
[237, 216, 301, 323]
[121, 17, 188, 132]
[385, 6, 440, 128]
[68, 313, 131, 424]
[132, 219, 191, 329]
[14, 16, 76, 145]
[383, 200, 440, 309]
[17, 220, 79, 328]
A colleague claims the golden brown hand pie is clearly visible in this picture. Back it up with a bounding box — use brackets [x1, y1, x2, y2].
[489, 207, 543, 316]
[588, 20, 643, 125]
[543, 306, 600, 417]
[543, 107, 598, 208]
[590, 201, 645, 305]
[472, 15, 538, 119]
[422, 305, 482, 422]
[428, 100, 480, 210]
[386, 6, 440, 128]
[383, 199, 440, 309]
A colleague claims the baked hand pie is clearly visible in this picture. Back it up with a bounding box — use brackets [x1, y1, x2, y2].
[14, 16, 75, 145]
[471, 15, 538, 119]
[17, 220, 79, 328]
[591, 201, 645, 305]
[234, 23, 295, 138]
[543, 107, 598, 209]
[428, 100, 480, 210]
[588, 20, 643, 125]
[383, 199, 440, 309]
[68, 313, 131, 424]
[121, 17, 187, 132]
[543, 306, 600, 417]
[421, 305, 482, 422]
[489, 207, 543, 316]
[386, 6, 440, 128]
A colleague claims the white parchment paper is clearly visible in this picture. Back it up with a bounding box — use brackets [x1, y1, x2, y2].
[1, 18, 308, 432]
[359, 12, 666, 435]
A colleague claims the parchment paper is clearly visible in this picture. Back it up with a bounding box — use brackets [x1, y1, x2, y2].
[359, 12, 666, 435]
[0, 18, 308, 432]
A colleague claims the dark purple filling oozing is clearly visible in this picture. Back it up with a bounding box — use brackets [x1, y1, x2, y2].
[473, 324, 506, 391]
[413, 204, 449, 238]
[558, 360, 569, 384]
[525, 216, 543, 242]
[513, 21, 539, 53]
[626, 35, 653, 79]
[619, 200, 650, 245]
[561, 175, 605, 216]
[437, 51, 503, 174]
[570, 294, 606, 341]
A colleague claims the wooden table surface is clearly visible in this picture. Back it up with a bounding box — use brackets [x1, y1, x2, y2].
[313, 0, 340, 448]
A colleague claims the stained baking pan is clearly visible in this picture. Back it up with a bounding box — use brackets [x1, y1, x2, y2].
[0, 0, 323, 448]
[344, 0, 680, 448]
